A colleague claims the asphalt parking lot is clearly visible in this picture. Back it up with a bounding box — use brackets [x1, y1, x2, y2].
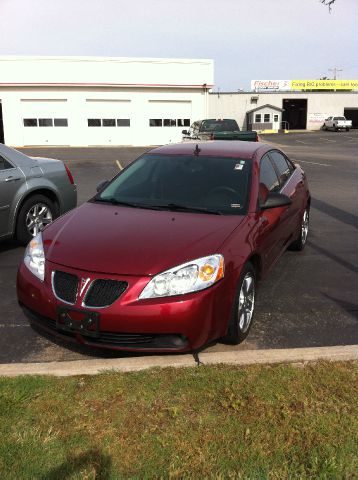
[0, 130, 357, 363]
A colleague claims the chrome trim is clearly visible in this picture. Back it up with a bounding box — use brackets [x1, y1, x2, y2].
[51, 270, 78, 306]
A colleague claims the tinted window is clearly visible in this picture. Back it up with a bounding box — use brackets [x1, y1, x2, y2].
[54, 118, 68, 127]
[200, 120, 239, 132]
[177, 119, 190, 127]
[117, 119, 130, 127]
[149, 119, 162, 127]
[163, 119, 176, 127]
[39, 118, 53, 127]
[103, 119, 116, 127]
[23, 118, 38, 127]
[0, 155, 13, 170]
[88, 119, 101, 127]
[259, 154, 280, 197]
[270, 151, 294, 186]
[97, 154, 252, 215]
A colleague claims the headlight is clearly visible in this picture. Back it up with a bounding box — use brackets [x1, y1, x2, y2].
[139, 254, 224, 299]
[24, 233, 45, 281]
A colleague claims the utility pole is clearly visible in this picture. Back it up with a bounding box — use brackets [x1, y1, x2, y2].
[329, 67, 342, 80]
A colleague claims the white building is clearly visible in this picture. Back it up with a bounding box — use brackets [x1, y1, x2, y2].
[0, 56, 213, 146]
[209, 91, 358, 132]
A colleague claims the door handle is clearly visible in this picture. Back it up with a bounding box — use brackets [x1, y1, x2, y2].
[5, 176, 21, 182]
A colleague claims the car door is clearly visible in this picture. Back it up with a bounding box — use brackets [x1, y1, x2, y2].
[269, 150, 303, 250]
[0, 155, 25, 237]
[255, 153, 291, 273]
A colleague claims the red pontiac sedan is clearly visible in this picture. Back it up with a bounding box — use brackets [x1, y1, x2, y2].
[17, 141, 310, 352]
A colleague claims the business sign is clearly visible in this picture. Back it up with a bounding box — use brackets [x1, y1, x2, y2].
[307, 113, 328, 124]
[251, 79, 358, 91]
[251, 80, 291, 91]
[292, 79, 358, 90]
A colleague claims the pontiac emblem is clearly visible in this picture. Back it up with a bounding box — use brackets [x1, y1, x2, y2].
[79, 277, 91, 296]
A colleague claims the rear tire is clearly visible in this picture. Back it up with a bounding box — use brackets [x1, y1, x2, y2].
[16, 194, 58, 245]
[290, 208, 309, 251]
[222, 262, 256, 345]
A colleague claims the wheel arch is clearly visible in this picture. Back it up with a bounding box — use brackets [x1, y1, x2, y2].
[13, 188, 60, 235]
[246, 253, 262, 281]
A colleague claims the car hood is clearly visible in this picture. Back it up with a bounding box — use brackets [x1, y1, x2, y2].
[43, 202, 244, 276]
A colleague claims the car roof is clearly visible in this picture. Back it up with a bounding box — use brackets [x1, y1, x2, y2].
[149, 141, 270, 160]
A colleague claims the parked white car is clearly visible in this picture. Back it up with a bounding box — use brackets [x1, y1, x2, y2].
[322, 116, 352, 132]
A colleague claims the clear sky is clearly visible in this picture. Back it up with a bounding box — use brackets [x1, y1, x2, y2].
[1, 0, 357, 91]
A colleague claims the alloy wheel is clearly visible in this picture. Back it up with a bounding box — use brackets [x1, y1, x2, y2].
[25, 203, 53, 237]
[238, 272, 255, 333]
[301, 210, 309, 246]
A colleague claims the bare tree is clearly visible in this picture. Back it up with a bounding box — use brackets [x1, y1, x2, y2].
[321, 0, 336, 12]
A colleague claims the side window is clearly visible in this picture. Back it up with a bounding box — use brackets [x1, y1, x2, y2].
[259, 154, 280, 203]
[269, 151, 294, 187]
[0, 155, 13, 171]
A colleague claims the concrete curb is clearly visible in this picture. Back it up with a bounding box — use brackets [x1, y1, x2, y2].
[0, 345, 357, 377]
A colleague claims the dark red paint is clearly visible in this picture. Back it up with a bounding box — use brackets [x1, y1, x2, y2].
[17, 141, 310, 352]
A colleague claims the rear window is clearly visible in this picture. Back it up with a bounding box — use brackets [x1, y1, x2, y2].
[200, 120, 239, 132]
[97, 154, 252, 215]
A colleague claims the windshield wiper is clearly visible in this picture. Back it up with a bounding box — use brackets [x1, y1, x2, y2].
[94, 197, 164, 210]
[151, 203, 223, 215]
[94, 197, 140, 207]
[94, 198, 222, 215]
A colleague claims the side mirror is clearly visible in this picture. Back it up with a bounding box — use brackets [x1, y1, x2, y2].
[96, 180, 109, 192]
[261, 192, 292, 210]
[182, 130, 188, 135]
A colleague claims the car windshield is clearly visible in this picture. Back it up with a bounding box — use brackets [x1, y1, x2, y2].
[95, 154, 251, 215]
[334, 117, 345, 120]
[200, 120, 239, 132]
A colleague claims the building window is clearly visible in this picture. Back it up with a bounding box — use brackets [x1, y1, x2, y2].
[177, 119, 190, 127]
[103, 119, 116, 127]
[254, 114, 262, 123]
[54, 118, 68, 127]
[117, 119, 130, 127]
[88, 119, 101, 127]
[163, 119, 176, 127]
[273, 114, 279, 122]
[38, 118, 53, 127]
[149, 119, 163, 127]
[23, 118, 38, 127]
[264, 114, 270, 123]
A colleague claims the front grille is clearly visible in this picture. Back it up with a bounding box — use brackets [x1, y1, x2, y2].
[53, 271, 78, 304]
[84, 279, 128, 307]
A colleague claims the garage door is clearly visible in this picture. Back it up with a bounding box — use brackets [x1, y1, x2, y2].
[344, 108, 358, 128]
[21, 99, 69, 146]
[86, 100, 132, 145]
[146, 100, 192, 145]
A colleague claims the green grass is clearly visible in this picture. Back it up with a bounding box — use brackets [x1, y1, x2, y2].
[0, 362, 357, 479]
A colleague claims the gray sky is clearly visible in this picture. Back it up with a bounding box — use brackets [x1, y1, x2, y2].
[1, 0, 357, 90]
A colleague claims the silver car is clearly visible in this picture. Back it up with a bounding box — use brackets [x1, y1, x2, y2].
[0, 143, 77, 244]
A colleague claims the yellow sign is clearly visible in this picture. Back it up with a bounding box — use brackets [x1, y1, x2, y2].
[291, 80, 358, 90]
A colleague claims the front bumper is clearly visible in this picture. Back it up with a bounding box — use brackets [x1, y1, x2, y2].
[17, 259, 229, 352]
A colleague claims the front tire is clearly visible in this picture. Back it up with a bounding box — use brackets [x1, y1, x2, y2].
[16, 194, 58, 245]
[222, 262, 256, 345]
[290, 208, 309, 251]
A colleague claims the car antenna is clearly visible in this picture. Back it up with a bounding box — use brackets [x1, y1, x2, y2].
[194, 144, 201, 156]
